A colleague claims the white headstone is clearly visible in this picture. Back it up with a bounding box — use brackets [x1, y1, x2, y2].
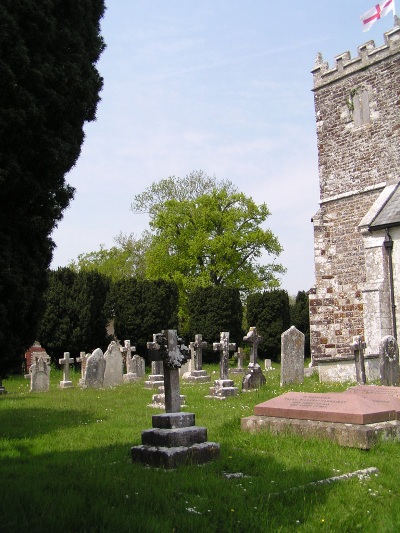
[280, 326, 305, 386]
[84, 348, 106, 389]
[104, 341, 124, 387]
[30, 356, 50, 392]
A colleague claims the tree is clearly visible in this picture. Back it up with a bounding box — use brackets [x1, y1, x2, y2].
[38, 268, 111, 361]
[290, 290, 310, 356]
[0, 1, 105, 374]
[246, 290, 291, 361]
[69, 232, 149, 282]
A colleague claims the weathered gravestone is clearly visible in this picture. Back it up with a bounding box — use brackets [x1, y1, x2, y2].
[280, 326, 305, 386]
[183, 334, 211, 383]
[76, 351, 89, 387]
[29, 356, 51, 392]
[230, 347, 245, 374]
[122, 340, 142, 383]
[241, 390, 400, 449]
[59, 352, 74, 388]
[103, 340, 124, 388]
[351, 336, 367, 385]
[380, 335, 399, 386]
[144, 335, 165, 389]
[131, 330, 220, 467]
[242, 327, 266, 391]
[206, 332, 238, 399]
[83, 348, 106, 389]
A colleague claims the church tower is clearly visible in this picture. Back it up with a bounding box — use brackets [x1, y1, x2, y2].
[309, 19, 400, 378]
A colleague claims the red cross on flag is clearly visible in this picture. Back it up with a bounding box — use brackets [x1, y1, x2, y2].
[361, 0, 394, 31]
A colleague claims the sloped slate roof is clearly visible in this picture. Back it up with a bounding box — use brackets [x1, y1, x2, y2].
[370, 184, 400, 230]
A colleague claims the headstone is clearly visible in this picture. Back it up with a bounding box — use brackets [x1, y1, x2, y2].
[122, 340, 141, 383]
[280, 326, 305, 386]
[207, 332, 238, 399]
[230, 347, 245, 374]
[242, 327, 266, 390]
[242, 390, 400, 449]
[351, 336, 367, 385]
[131, 330, 220, 468]
[76, 351, 89, 387]
[103, 341, 124, 387]
[83, 348, 106, 389]
[24, 342, 49, 377]
[131, 354, 146, 377]
[183, 334, 211, 383]
[58, 352, 74, 388]
[29, 356, 50, 392]
[380, 335, 399, 386]
[265, 359, 273, 371]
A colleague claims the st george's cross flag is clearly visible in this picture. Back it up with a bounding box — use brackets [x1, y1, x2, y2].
[361, 0, 395, 31]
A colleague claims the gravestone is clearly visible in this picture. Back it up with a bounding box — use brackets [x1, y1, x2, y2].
[76, 351, 89, 387]
[183, 334, 211, 383]
[351, 336, 367, 385]
[83, 348, 106, 389]
[380, 335, 399, 386]
[242, 327, 266, 390]
[131, 330, 220, 467]
[131, 354, 145, 377]
[230, 347, 245, 374]
[29, 356, 50, 392]
[280, 326, 305, 386]
[242, 390, 400, 449]
[206, 332, 238, 399]
[122, 340, 141, 383]
[103, 340, 124, 387]
[144, 335, 165, 389]
[265, 359, 273, 371]
[59, 352, 74, 388]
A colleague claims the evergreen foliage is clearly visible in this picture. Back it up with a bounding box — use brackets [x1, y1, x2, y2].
[188, 286, 243, 362]
[38, 268, 111, 361]
[290, 290, 311, 356]
[108, 279, 179, 357]
[246, 290, 291, 361]
[0, 1, 105, 374]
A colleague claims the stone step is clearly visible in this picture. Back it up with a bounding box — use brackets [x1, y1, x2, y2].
[131, 442, 220, 468]
[141, 426, 207, 447]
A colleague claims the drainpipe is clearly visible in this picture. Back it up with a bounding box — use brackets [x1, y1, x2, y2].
[384, 229, 397, 339]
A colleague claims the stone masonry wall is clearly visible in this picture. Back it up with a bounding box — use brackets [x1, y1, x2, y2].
[310, 24, 400, 361]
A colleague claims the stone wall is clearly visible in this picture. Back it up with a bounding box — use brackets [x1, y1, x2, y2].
[310, 23, 400, 362]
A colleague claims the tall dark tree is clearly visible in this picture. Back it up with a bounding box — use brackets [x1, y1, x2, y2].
[0, 1, 105, 374]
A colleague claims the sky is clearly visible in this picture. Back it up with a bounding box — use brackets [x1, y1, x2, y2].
[50, 1, 398, 295]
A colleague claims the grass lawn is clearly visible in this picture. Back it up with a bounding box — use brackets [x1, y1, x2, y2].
[1, 363, 399, 532]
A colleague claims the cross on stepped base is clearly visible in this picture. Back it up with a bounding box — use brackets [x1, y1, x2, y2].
[59, 352, 74, 388]
[206, 332, 238, 400]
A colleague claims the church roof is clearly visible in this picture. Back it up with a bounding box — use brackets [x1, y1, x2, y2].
[369, 183, 400, 230]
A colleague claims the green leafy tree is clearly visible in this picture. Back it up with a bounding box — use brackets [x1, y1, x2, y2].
[133, 172, 284, 326]
[38, 268, 111, 361]
[246, 290, 291, 361]
[69, 233, 149, 282]
[0, 1, 105, 374]
[290, 290, 310, 356]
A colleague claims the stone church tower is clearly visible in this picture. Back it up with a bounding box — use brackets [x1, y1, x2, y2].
[309, 19, 400, 378]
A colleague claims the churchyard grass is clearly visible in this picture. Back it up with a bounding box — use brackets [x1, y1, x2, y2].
[1, 363, 399, 532]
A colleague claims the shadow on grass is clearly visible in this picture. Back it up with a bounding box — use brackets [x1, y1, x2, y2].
[0, 407, 98, 440]
[0, 437, 333, 532]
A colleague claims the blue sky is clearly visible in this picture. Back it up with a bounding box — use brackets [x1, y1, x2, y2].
[50, 1, 397, 295]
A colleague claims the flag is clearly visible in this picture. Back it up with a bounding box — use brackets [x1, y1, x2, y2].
[361, 0, 394, 31]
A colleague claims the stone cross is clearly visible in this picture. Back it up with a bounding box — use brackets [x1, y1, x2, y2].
[147, 330, 189, 413]
[213, 332, 236, 380]
[121, 339, 136, 374]
[351, 335, 366, 385]
[76, 351, 87, 382]
[189, 334, 207, 371]
[59, 352, 74, 388]
[379, 335, 399, 386]
[243, 327, 262, 365]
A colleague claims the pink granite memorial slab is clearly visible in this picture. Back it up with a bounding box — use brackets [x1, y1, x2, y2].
[346, 386, 400, 420]
[253, 392, 397, 424]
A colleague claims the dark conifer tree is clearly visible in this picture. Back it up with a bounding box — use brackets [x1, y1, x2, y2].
[0, 1, 105, 373]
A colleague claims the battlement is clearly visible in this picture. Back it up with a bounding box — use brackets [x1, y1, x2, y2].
[312, 18, 400, 90]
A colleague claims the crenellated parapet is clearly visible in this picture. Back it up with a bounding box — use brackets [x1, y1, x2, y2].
[312, 19, 400, 90]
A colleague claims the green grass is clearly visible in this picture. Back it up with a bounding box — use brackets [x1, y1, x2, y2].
[1, 364, 399, 532]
